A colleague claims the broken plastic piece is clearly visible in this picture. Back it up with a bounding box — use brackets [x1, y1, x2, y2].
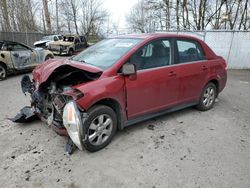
[65, 138, 77, 156]
[21, 75, 35, 95]
[9, 106, 38, 123]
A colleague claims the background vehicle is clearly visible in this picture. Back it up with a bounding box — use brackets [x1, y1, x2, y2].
[16, 33, 227, 153]
[0, 40, 54, 80]
[48, 34, 88, 56]
[34, 35, 62, 48]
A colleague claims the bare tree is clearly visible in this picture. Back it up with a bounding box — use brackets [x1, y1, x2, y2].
[80, 0, 109, 37]
[0, 0, 11, 31]
[55, 0, 60, 33]
[127, 0, 158, 33]
[42, 0, 52, 33]
[69, 0, 79, 34]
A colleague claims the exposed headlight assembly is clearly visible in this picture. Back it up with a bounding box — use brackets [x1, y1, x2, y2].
[63, 101, 83, 150]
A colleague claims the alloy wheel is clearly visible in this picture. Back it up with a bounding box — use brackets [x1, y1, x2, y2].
[88, 114, 113, 146]
[203, 86, 215, 107]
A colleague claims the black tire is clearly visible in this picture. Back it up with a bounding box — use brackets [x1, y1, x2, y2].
[0, 64, 7, 81]
[83, 105, 117, 152]
[45, 55, 53, 61]
[196, 82, 217, 111]
[68, 48, 74, 56]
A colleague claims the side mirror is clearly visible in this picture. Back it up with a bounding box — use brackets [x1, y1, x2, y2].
[121, 63, 136, 75]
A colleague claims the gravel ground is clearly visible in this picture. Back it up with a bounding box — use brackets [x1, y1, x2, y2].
[0, 69, 249, 188]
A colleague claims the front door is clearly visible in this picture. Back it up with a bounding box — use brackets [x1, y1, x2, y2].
[125, 39, 179, 119]
[8, 43, 34, 70]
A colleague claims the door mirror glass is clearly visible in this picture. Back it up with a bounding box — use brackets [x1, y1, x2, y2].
[121, 63, 136, 75]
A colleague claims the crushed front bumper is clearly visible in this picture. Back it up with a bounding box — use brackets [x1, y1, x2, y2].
[11, 75, 88, 155]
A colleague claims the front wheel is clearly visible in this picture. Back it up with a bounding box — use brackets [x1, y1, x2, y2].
[83, 105, 117, 152]
[196, 82, 217, 111]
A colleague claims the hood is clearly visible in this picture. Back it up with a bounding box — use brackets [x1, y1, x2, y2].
[50, 41, 72, 46]
[32, 59, 103, 86]
[34, 40, 50, 46]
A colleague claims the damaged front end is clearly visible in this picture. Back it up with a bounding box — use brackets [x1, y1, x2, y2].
[11, 62, 102, 154]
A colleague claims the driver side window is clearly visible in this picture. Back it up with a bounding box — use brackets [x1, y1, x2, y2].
[130, 39, 171, 70]
[13, 44, 30, 51]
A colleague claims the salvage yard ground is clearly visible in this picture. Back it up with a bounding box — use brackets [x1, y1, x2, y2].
[0, 69, 250, 188]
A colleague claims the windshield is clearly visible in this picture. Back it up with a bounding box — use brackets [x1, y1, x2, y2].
[41, 36, 51, 41]
[63, 36, 74, 42]
[72, 38, 142, 69]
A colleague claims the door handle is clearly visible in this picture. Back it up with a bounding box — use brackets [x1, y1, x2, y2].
[168, 71, 177, 77]
[202, 65, 208, 70]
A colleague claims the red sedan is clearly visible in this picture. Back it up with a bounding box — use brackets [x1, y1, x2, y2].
[15, 33, 227, 153]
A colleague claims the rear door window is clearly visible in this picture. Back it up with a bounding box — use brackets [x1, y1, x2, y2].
[176, 40, 205, 63]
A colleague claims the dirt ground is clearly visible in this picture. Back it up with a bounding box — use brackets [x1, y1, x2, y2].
[0, 69, 249, 188]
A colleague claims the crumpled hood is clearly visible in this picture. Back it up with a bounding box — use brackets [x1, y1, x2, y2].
[32, 59, 103, 86]
[50, 41, 72, 46]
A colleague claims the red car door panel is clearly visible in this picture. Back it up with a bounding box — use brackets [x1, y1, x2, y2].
[125, 66, 179, 119]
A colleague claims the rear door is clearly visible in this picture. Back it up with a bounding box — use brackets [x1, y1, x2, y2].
[125, 39, 179, 119]
[174, 39, 208, 103]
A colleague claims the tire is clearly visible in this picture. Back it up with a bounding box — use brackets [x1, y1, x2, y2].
[196, 82, 217, 111]
[68, 49, 74, 56]
[45, 55, 53, 61]
[83, 105, 117, 152]
[0, 64, 7, 81]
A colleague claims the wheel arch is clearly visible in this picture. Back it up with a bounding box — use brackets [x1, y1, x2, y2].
[88, 98, 125, 130]
[0, 61, 7, 69]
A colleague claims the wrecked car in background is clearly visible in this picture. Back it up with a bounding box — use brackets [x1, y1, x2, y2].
[48, 34, 88, 56]
[12, 33, 227, 154]
[0, 40, 54, 80]
[34, 35, 63, 48]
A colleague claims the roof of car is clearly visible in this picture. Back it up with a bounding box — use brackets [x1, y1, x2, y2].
[113, 33, 201, 41]
[0, 40, 18, 44]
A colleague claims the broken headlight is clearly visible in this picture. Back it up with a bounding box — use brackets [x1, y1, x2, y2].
[63, 101, 83, 150]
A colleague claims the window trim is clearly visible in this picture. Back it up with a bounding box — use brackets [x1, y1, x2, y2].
[127, 38, 175, 72]
[174, 38, 207, 65]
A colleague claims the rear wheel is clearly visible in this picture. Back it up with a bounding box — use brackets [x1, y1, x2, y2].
[83, 105, 117, 152]
[0, 64, 7, 81]
[196, 82, 217, 111]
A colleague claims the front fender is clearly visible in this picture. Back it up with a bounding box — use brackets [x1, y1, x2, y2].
[75, 76, 126, 112]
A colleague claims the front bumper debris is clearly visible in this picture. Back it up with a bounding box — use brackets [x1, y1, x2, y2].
[9, 106, 38, 123]
[11, 63, 99, 155]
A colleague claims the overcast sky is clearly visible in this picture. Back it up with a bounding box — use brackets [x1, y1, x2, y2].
[102, 0, 137, 29]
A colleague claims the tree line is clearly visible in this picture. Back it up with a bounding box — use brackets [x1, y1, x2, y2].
[0, 0, 110, 38]
[127, 0, 250, 33]
[0, 0, 249, 37]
